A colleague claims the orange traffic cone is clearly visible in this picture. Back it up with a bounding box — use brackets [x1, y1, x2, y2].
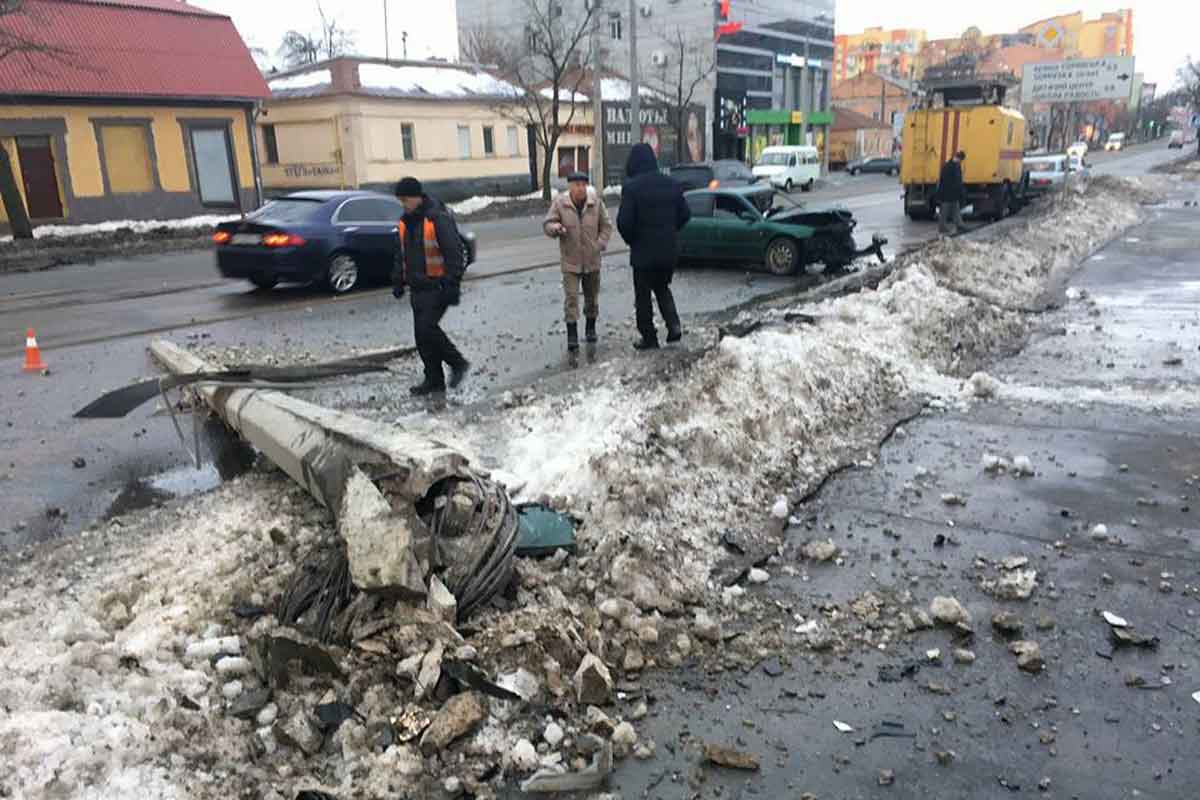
[23, 327, 47, 372]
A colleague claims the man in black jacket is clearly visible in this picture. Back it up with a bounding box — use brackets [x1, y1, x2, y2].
[392, 177, 469, 396]
[937, 150, 967, 235]
[616, 143, 692, 350]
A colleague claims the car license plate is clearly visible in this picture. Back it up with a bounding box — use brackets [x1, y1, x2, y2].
[231, 233, 260, 245]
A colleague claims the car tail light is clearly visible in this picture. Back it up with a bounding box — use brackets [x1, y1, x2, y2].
[212, 230, 231, 245]
[262, 233, 306, 247]
[708, 179, 720, 189]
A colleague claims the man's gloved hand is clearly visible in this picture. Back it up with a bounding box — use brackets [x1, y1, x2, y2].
[441, 279, 461, 306]
[392, 284, 405, 299]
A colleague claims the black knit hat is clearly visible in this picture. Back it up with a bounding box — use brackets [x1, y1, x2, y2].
[395, 177, 423, 197]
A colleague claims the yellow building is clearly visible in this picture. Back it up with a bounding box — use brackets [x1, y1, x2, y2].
[834, 28, 928, 85]
[1021, 9, 1134, 59]
[0, 0, 267, 230]
[262, 58, 554, 201]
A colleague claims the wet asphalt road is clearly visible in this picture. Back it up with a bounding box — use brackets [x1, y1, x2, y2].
[497, 169, 1200, 799]
[0, 143, 1181, 548]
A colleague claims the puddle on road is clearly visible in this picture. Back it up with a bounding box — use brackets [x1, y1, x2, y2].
[103, 415, 255, 521]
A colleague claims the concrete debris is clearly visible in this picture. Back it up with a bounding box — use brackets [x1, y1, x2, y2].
[420, 691, 485, 755]
[747, 568, 770, 584]
[611, 721, 638, 756]
[340, 467, 430, 598]
[802, 539, 839, 562]
[1000, 556, 1029, 570]
[1012, 456, 1035, 476]
[964, 371, 1000, 399]
[703, 743, 761, 771]
[276, 711, 323, 756]
[415, 641, 445, 700]
[930, 596, 971, 626]
[506, 738, 540, 773]
[623, 646, 645, 672]
[520, 742, 613, 793]
[1102, 611, 1128, 628]
[574, 654, 614, 706]
[427, 574, 458, 624]
[585, 706, 617, 736]
[953, 649, 977, 665]
[833, 720, 854, 733]
[903, 610, 935, 632]
[992, 612, 1024, 636]
[1091, 524, 1110, 540]
[692, 610, 723, 643]
[221, 680, 244, 700]
[215, 656, 253, 677]
[185, 636, 241, 660]
[1010, 641, 1045, 673]
[983, 569, 1038, 600]
[940, 493, 966, 506]
[981, 453, 1008, 473]
[496, 668, 541, 702]
[771, 495, 790, 519]
[543, 722, 565, 748]
[935, 750, 957, 767]
[879, 768, 896, 786]
[229, 688, 272, 721]
[634, 743, 655, 760]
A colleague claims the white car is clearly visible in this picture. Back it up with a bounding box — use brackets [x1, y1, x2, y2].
[1104, 132, 1126, 152]
[752, 145, 820, 193]
[1067, 141, 1088, 158]
[1024, 154, 1090, 198]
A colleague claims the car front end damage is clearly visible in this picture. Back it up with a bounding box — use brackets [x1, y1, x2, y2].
[768, 204, 888, 269]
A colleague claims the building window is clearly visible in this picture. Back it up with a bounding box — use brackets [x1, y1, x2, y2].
[483, 126, 495, 156]
[609, 12, 622, 40]
[401, 123, 415, 160]
[557, 146, 589, 178]
[262, 124, 279, 165]
[507, 125, 520, 155]
[457, 125, 471, 159]
[97, 123, 156, 194]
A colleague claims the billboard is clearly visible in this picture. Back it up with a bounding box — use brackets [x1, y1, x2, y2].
[602, 102, 706, 187]
[1021, 56, 1136, 105]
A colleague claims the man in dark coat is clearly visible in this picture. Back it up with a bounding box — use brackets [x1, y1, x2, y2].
[937, 150, 967, 235]
[392, 177, 469, 396]
[616, 142, 692, 350]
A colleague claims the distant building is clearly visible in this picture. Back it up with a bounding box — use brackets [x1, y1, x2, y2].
[833, 27, 927, 84]
[827, 108, 893, 169]
[831, 72, 918, 131]
[261, 58, 533, 201]
[1019, 9, 1134, 59]
[0, 0, 268, 231]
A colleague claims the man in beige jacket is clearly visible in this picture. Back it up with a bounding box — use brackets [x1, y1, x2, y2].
[543, 171, 613, 351]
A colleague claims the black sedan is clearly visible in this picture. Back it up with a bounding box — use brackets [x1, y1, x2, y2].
[668, 160, 760, 191]
[213, 191, 476, 294]
[847, 156, 899, 176]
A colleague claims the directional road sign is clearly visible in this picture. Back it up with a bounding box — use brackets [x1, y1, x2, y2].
[1022, 56, 1136, 105]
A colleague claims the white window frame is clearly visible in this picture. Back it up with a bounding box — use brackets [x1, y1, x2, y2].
[457, 125, 472, 159]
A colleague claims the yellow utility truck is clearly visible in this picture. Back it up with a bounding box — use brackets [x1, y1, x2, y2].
[901, 72, 1027, 221]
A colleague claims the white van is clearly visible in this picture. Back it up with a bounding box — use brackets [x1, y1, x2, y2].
[752, 145, 820, 193]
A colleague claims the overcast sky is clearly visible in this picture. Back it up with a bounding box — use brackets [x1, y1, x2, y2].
[192, 0, 1187, 89]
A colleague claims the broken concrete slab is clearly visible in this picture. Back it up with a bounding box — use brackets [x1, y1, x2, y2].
[420, 691, 485, 755]
[574, 654, 613, 706]
[340, 467, 430, 599]
[703, 743, 761, 771]
[930, 596, 971, 626]
[520, 742, 613, 793]
[426, 575, 458, 624]
[1010, 640, 1045, 673]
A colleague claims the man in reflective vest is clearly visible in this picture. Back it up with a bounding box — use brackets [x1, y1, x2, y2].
[392, 177, 469, 396]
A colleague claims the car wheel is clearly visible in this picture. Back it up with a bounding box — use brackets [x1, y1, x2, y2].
[850, 168, 859, 176]
[889, 168, 898, 177]
[783, 179, 793, 193]
[326, 252, 360, 294]
[249, 275, 277, 290]
[764, 237, 800, 276]
[802, 179, 813, 193]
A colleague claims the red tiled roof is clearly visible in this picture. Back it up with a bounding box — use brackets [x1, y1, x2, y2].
[0, 0, 269, 102]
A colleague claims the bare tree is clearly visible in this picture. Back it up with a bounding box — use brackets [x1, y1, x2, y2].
[640, 27, 715, 164]
[460, 26, 507, 68]
[486, 0, 598, 201]
[315, 2, 355, 61]
[1181, 57, 1200, 155]
[0, 0, 72, 238]
[278, 31, 321, 67]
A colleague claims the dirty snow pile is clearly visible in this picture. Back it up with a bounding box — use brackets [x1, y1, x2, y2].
[917, 175, 1151, 309]
[0, 214, 239, 242]
[449, 189, 543, 217]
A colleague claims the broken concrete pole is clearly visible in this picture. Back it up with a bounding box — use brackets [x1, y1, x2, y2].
[420, 691, 485, 755]
[150, 340, 519, 610]
[574, 654, 614, 706]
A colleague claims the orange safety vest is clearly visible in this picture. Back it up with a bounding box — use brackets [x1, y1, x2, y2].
[397, 218, 446, 280]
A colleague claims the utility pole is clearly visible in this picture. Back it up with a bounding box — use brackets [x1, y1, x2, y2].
[591, 0, 606, 187]
[383, 0, 390, 60]
[402, 31, 408, 60]
[628, 0, 641, 145]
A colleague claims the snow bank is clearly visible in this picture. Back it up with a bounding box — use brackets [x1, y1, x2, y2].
[2, 214, 238, 242]
[400, 177, 1147, 607]
[450, 189, 542, 217]
[268, 69, 332, 92]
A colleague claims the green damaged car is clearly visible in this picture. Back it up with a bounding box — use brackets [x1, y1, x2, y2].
[678, 186, 887, 276]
